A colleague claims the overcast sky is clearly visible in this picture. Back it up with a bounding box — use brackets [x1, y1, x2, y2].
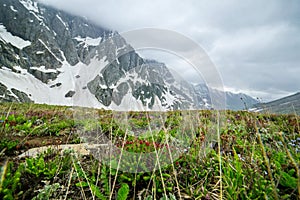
[39, 0, 300, 101]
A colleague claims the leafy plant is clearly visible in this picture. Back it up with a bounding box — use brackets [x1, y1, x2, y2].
[32, 183, 60, 200]
[222, 148, 246, 199]
[76, 181, 106, 200]
[74, 161, 108, 200]
[0, 162, 24, 200]
[0, 139, 18, 155]
[279, 171, 297, 189]
[117, 183, 129, 200]
[25, 154, 58, 179]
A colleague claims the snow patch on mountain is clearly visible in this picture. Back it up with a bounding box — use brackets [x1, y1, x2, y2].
[13, 66, 28, 74]
[10, 5, 18, 12]
[31, 66, 58, 73]
[56, 14, 68, 30]
[0, 68, 49, 103]
[20, 0, 39, 13]
[109, 93, 145, 111]
[0, 24, 31, 49]
[0, 51, 109, 108]
[37, 39, 62, 62]
[74, 36, 102, 47]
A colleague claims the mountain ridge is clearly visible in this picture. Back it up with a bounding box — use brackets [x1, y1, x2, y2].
[251, 92, 300, 115]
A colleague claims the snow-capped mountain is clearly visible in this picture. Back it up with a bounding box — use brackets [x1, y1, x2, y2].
[0, 0, 198, 110]
[0, 0, 258, 111]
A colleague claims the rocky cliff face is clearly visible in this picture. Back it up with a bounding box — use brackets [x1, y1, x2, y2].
[0, 82, 33, 102]
[0, 0, 107, 82]
[0, 0, 199, 110]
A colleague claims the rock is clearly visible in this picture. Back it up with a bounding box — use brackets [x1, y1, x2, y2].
[11, 88, 33, 103]
[18, 143, 109, 158]
[65, 90, 75, 98]
[0, 82, 7, 96]
[0, 82, 33, 103]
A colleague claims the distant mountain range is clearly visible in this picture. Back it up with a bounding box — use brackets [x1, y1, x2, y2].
[193, 84, 258, 110]
[0, 0, 258, 110]
[251, 92, 300, 115]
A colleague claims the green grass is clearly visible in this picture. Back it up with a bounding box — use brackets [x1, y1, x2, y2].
[0, 103, 299, 199]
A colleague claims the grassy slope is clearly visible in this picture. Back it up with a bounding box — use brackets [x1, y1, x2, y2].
[254, 92, 300, 115]
[0, 103, 299, 200]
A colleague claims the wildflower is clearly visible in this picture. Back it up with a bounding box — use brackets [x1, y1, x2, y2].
[288, 142, 295, 147]
[155, 142, 160, 148]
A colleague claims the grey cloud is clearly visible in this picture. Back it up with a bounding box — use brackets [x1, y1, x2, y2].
[211, 22, 300, 99]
